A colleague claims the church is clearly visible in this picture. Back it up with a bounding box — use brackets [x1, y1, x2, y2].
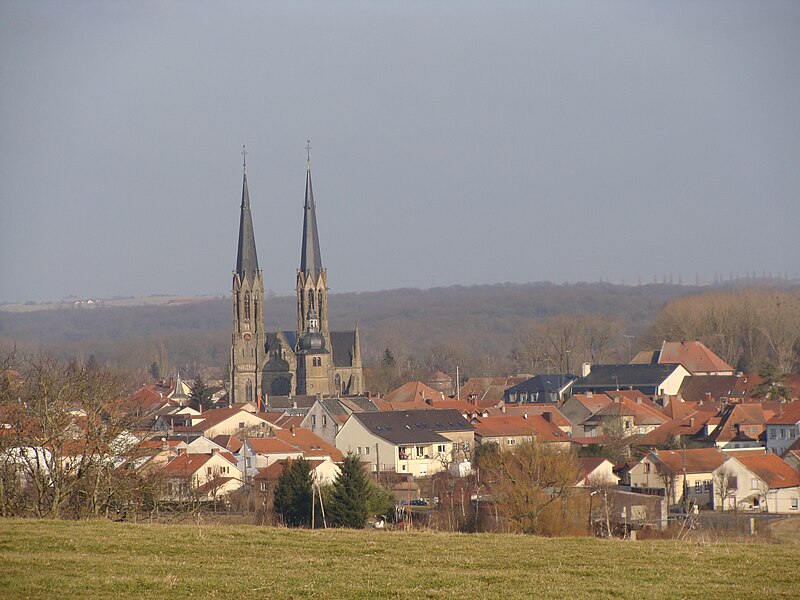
[229, 148, 364, 404]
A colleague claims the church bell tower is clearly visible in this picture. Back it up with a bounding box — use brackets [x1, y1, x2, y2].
[230, 147, 266, 405]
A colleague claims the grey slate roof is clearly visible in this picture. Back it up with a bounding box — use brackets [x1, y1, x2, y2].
[572, 364, 681, 394]
[300, 163, 323, 277]
[504, 374, 577, 404]
[351, 409, 474, 445]
[235, 171, 259, 280]
[330, 331, 356, 367]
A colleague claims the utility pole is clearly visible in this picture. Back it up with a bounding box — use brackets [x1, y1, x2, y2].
[375, 443, 380, 484]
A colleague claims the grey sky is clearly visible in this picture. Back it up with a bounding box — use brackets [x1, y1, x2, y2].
[1, 1, 799, 303]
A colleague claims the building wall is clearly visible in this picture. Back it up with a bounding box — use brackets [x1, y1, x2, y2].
[766, 423, 800, 455]
[716, 458, 800, 514]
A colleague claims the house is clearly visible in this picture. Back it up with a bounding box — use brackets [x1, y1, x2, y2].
[458, 376, 529, 408]
[485, 405, 572, 435]
[471, 414, 573, 450]
[713, 453, 800, 513]
[581, 397, 668, 438]
[237, 436, 303, 479]
[782, 438, 800, 470]
[171, 407, 272, 441]
[300, 397, 380, 446]
[631, 341, 734, 375]
[704, 403, 772, 450]
[629, 448, 726, 507]
[160, 451, 242, 502]
[576, 458, 619, 487]
[572, 363, 690, 397]
[503, 374, 577, 405]
[426, 370, 454, 395]
[336, 409, 475, 477]
[634, 413, 713, 448]
[381, 381, 449, 404]
[254, 457, 341, 493]
[560, 393, 614, 436]
[765, 400, 800, 455]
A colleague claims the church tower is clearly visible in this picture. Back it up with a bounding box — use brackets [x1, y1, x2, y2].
[230, 147, 266, 405]
[296, 146, 330, 350]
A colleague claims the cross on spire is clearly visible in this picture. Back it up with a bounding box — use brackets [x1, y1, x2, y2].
[306, 140, 312, 163]
[241, 145, 248, 172]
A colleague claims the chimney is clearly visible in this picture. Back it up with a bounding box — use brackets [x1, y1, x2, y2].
[704, 392, 712, 403]
[425, 398, 433, 406]
[523, 413, 528, 420]
[636, 397, 642, 404]
[581, 362, 591, 377]
[586, 390, 593, 398]
[290, 426, 296, 436]
[211, 448, 218, 455]
[542, 412, 552, 423]
[689, 417, 695, 427]
[161, 437, 168, 451]
[501, 405, 506, 414]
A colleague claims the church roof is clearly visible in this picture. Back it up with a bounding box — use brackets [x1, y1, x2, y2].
[330, 331, 357, 367]
[300, 158, 323, 277]
[235, 158, 259, 280]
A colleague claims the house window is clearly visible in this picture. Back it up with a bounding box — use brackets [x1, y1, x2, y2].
[704, 480, 711, 491]
[694, 481, 702, 493]
[322, 415, 327, 427]
[365, 446, 370, 455]
[644, 463, 651, 474]
[437, 444, 447, 454]
[311, 415, 316, 427]
[507, 438, 516, 446]
[751, 478, 759, 490]
[260, 482, 266, 492]
[356, 447, 362, 455]
[399, 447, 409, 460]
[791, 430, 797, 439]
[781, 429, 786, 439]
[791, 498, 799, 510]
[239, 422, 246, 429]
[416, 446, 424, 457]
[207, 467, 212, 475]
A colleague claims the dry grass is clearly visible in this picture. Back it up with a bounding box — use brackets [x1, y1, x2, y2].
[0, 519, 798, 599]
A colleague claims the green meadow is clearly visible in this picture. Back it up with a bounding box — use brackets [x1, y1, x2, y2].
[0, 519, 798, 599]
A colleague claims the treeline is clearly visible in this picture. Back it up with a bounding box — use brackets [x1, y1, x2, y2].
[647, 288, 800, 373]
[2, 282, 798, 381]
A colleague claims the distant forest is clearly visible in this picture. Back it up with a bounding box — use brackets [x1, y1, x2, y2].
[2, 281, 798, 383]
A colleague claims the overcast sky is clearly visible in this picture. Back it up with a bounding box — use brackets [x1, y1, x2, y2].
[1, 1, 799, 303]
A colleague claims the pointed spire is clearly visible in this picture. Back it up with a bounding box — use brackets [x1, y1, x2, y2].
[300, 140, 323, 277]
[236, 145, 259, 279]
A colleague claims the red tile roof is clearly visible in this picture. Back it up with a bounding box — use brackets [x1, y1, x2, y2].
[652, 448, 726, 474]
[245, 437, 301, 455]
[271, 428, 344, 462]
[472, 415, 569, 444]
[766, 400, 800, 425]
[735, 454, 800, 489]
[658, 341, 734, 374]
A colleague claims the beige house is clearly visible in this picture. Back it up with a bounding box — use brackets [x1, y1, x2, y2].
[336, 409, 475, 477]
[629, 448, 726, 507]
[576, 458, 619, 487]
[712, 453, 800, 513]
[161, 451, 242, 502]
[173, 407, 272, 440]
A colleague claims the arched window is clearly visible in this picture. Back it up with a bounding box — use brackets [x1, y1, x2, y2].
[245, 379, 253, 403]
[244, 291, 251, 321]
[308, 289, 314, 311]
[318, 289, 324, 321]
[334, 373, 341, 391]
[253, 294, 258, 327]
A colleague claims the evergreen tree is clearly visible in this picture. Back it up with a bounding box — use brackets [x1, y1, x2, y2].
[328, 453, 371, 528]
[273, 458, 313, 527]
[189, 375, 214, 410]
[753, 363, 790, 401]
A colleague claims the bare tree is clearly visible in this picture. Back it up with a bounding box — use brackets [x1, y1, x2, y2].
[713, 467, 737, 511]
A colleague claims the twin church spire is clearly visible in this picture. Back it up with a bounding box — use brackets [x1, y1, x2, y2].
[300, 141, 323, 278]
[235, 146, 259, 281]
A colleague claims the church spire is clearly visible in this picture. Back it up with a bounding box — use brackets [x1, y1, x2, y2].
[236, 145, 259, 280]
[300, 140, 323, 277]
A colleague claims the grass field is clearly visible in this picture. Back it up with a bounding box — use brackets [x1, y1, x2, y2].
[0, 519, 798, 599]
